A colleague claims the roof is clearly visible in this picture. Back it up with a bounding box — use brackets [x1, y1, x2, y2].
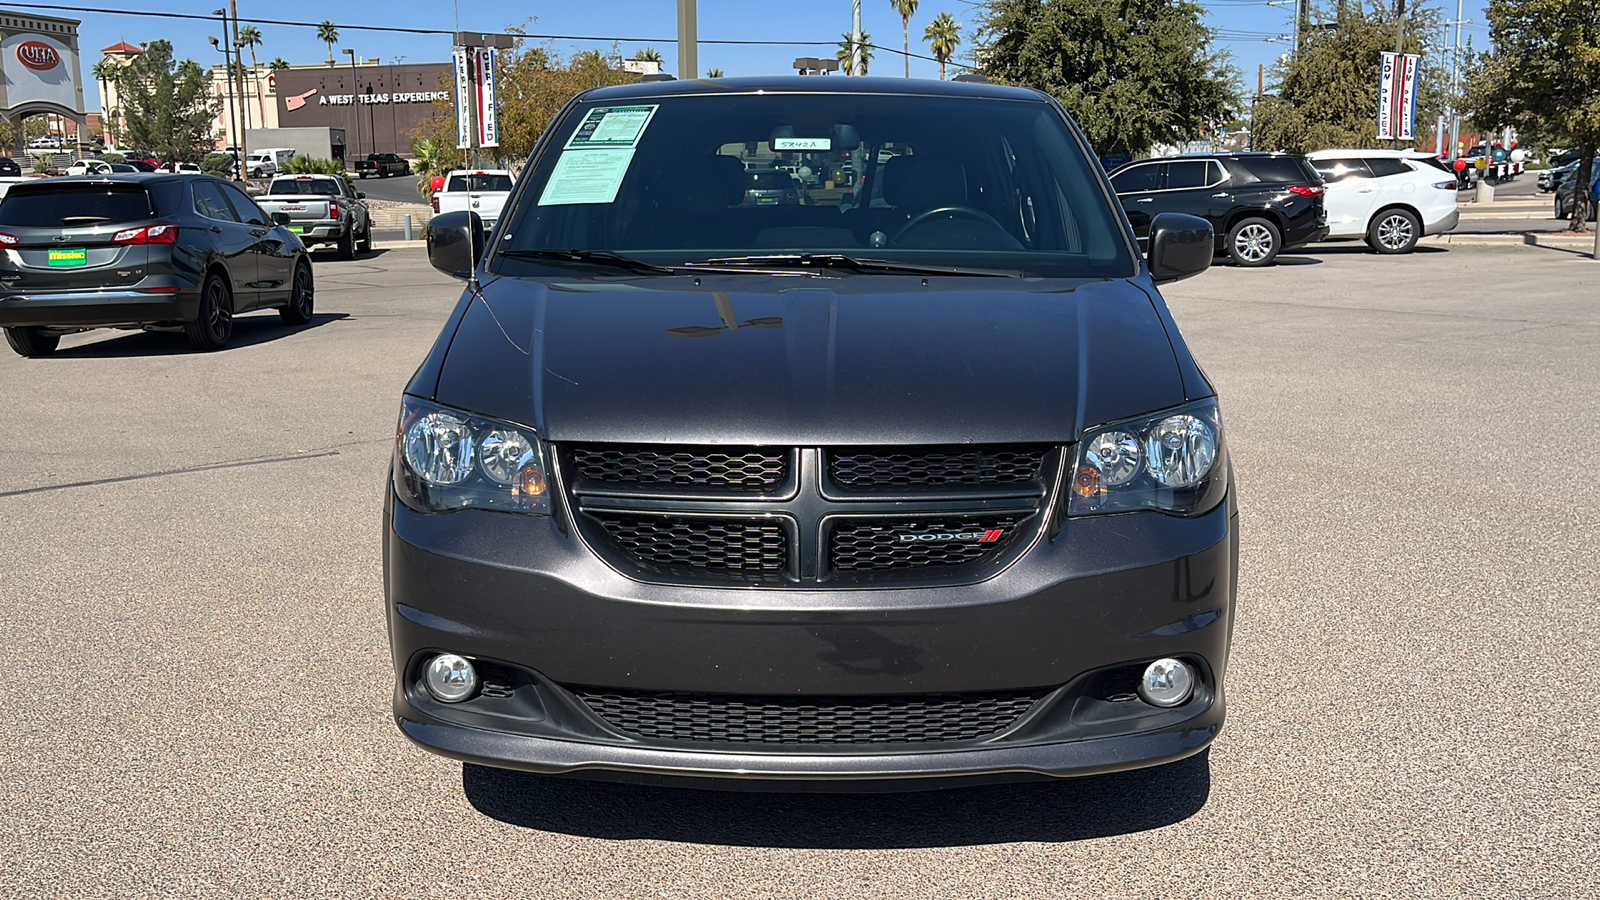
[577, 75, 1048, 105]
[1305, 148, 1435, 159]
[102, 41, 143, 55]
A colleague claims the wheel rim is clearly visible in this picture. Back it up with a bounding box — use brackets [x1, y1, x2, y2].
[294, 267, 312, 316]
[1234, 224, 1274, 262]
[1376, 214, 1414, 250]
[207, 281, 231, 339]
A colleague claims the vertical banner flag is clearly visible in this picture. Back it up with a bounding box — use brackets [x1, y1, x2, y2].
[1377, 52, 1421, 141]
[476, 47, 499, 148]
[453, 48, 471, 149]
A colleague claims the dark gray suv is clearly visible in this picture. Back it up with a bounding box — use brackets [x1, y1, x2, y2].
[389, 77, 1237, 789]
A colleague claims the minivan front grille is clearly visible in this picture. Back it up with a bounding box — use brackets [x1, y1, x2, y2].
[829, 516, 1024, 571]
[564, 443, 1056, 588]
[827, 445, 1049, 492]
[569, 686, 1053, 744]
[568, 444, 790, 494]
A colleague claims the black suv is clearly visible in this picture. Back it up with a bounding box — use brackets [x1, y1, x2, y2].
[0, 174, 315, 355]
[1109, 153, 1329, 267]
[394, 77, 1238, 789]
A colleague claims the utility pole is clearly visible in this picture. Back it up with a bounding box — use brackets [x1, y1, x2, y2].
[1448, 0, 1463, 160]
[1392, 0, 1404, 149]
[677, 0, 697, 80]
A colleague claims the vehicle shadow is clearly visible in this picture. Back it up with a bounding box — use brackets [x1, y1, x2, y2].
[460, 751, 1211, 849]
[50, 311, 348, 358]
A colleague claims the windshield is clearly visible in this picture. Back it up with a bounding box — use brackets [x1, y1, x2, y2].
[495, 92, 1134, 278]
[269, 179, 341, 196]
[448, 174, 513, 192]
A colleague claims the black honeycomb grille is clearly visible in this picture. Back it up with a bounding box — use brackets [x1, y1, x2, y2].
[828, 445, 1049, 491]
[570, 687, 1052, 744]
[831, 517, 1021, 571]
[570, 445, 788, 493]
[586, 513, 788, 582]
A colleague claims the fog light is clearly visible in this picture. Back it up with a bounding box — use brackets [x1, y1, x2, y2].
[1138, 658, 1194, 707]
[423, 653, 478, 703]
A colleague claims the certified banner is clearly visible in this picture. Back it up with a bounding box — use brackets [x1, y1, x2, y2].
[476, 47, 499, 149]
[1377, 52, 1420, 141]
[453, 48, 471, 150]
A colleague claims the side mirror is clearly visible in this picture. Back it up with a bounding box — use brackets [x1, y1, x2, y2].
[427, 210, 484, 281]
[271, 212, 292, 227]
[1148, 212, 1213, 284]
[357, 192, 366, 199]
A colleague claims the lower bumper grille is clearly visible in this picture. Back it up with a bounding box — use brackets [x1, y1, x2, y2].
[570, 686, 1053, 744]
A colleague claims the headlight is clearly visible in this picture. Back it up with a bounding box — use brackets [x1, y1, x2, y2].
[1069, 400, 1226, 517]
[393, 397, 550, 514]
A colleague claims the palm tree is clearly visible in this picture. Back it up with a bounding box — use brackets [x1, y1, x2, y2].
[269, 57, 290, 71]
[923, 11, 960, 81]
[236, 25, 265, 125]
[837, 32, 872, 76]
[706, 68, 725, 78]
[91, 59, 118, 145]
[317, 21, 339, 66]
[633, 48, 664, 62]
[891, 0, 919, 77]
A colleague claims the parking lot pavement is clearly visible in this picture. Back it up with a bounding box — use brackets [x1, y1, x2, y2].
[3, 246, 1596, 898]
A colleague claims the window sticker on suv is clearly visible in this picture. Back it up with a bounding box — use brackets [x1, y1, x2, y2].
[542, 105, 661, 206]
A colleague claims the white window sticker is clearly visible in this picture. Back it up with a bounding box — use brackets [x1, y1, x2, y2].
[566, 105, 659, 149]
[773, 137, 831, 151]
[538, 148, 636, 206]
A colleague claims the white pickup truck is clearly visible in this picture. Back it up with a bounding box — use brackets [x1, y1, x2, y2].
[255, 174, 373, 260]
[431, 169, 514, 232]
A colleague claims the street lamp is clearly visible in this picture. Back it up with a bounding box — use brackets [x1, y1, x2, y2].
[342, 48, 361, 161]
[208, 34, 239, 175]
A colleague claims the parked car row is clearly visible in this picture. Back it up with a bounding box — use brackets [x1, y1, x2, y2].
[1107, 148, 1460, 265]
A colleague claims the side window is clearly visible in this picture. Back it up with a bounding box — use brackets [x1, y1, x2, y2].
[447, 176, 467, 192]
[1165, 161, 1212, 190]
[1311, 158, 1372, 181]
[220, 183, 267, 225]
[192, 181, 239, 222]
[1207, 161, 1225, 185]
[1365, 158, 1410, 177]
[1110, 163, 1160, 193]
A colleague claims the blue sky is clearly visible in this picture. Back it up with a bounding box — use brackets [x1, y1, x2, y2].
[64, 1, 1493, 111]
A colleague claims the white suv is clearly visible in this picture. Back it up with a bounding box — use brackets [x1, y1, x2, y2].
[1306, 149, 1460, 253]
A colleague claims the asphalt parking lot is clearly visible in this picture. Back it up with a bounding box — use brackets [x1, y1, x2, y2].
[3, 243, 1596, 898]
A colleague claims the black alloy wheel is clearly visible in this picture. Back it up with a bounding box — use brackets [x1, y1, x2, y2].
[185, 272, 234, 351]
[4, 326, 60, 358]
[280, 262, 315, 325]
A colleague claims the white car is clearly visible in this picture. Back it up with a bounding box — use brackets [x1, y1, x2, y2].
[1306, 149, 1460, 253]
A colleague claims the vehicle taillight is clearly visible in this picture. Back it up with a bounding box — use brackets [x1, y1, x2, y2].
[432, 195, 440, 214]
[0, 233, 17, 246]
[1287, 185, 1325, 197]
[329, 202, 340, 219]
[1432, 180, 1458, 191]
[112, 223, 179, 245]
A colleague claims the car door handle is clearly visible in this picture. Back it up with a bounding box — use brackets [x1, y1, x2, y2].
[1358, 188, 1375, 193]
[209, 226, 222, 233]
[1136, 197, 1154, 203]
[1211, 192, 1230, 198]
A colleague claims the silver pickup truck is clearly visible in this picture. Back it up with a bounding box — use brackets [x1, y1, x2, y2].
[255, 174, 373, 259]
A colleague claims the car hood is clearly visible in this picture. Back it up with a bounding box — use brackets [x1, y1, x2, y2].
[430, 275, 1192, 445]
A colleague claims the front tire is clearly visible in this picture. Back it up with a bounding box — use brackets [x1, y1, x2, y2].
[279, 261, 314, 325]
[184, 273, 233, 351]
[1367, 208, 1421, 254]
[1226, 217, 1280, 267]
[4, 326, 60, 357]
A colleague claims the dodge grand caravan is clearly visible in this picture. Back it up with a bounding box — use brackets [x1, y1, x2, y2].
[388, 77, 1238, 789]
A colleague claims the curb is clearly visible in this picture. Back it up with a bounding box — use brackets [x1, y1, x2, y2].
[1424, 232, 1597, 250]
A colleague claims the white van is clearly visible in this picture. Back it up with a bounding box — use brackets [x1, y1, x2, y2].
[245, 147, 296, 178]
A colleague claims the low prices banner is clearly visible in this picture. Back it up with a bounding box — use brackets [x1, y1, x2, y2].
[475, 48, 499, 149]
[453, 48, 471, 149]
[1377, 52, 1420, 142]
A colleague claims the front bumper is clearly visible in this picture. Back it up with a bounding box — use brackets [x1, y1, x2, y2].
[0, 287, 198, 328]
[387, 489, 1239, 785]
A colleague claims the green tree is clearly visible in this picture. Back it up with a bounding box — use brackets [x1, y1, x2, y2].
[706, 67, 725, 78]
[114, 40, 216, 163]
[892, 0, 920, 78]
[633, 48, 664, 62]
[976, 0, 1236, 155]
[281, 155, 344, 175]
[317, 21, 339, 66]
[91, 59, 119, 144]
[1252, 2, 1443, 154]
[269, 57, 290, 71]
[409, 136, 461, 197]
[924, 11, 961, 81]
[1467, 0, 1600, 231]
[236, 25, 266, 124]
[837, 32, 873, 75]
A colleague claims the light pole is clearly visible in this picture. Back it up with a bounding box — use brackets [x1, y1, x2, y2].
[208, 33, 238, 174]
[342, 48, 361, 162]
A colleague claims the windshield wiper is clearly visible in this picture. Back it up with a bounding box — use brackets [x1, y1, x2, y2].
[686, 254, 1019, 277]
[499, 248, 676, 275]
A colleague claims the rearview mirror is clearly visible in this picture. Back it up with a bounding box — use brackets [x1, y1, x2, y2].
[1147, 212, 1213, 284]
[427, 210, 484, 281]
